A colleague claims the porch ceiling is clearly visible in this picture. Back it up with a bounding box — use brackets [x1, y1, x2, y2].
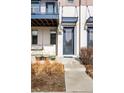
[31, 19, 58, 27]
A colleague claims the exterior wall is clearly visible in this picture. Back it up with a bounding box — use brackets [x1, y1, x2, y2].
[57, 0, 93, 57]
[31, 0, 93, 57]
[59, 0, 79, 6]
[31, 27, 57, 56]
[81, 0, 93, 6]
[57, 31, 63, 57]
[62, 6, 78, 17]
[80, 5, 93, 48]
[38, 29, 50, 46]
[57, 6, 63, 57]
[58, 0, 93, 6]
[32, 27, 56, 46]
[57, 5, 79, 57]
[74, 25, 79, 56]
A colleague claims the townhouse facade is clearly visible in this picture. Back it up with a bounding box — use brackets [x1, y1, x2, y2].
[31, 0, 93, 59]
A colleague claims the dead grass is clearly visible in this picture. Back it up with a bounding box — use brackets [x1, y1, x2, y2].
[31, 59, 65, 92]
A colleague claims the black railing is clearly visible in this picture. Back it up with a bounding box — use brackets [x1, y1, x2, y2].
[31, 1, 59, 15]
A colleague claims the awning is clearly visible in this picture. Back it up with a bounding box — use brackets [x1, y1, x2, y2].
[61, 17, 78, 26]
[86, 16, 93, 27]
[86, 16, 93, 23]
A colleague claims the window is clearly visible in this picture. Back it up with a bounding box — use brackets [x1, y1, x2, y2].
[68, 0, 74, 3]
[50, 32, 56, 45]
[32, 31, 38, 44]
[31, 6, 40, 14]
[31, 1, 40, 14]
[46, 2, 55, 14]
[87, 27, 93, 48]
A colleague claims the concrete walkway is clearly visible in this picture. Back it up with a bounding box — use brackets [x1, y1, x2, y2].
[58, 58, 93, 93]
[32, 58, 93, 93]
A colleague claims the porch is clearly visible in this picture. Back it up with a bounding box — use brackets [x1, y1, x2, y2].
[31, 27, 57, 62]
[31, 0, 59, 61]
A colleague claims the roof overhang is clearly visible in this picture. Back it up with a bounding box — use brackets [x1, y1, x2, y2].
[87, 23, 93, 28]
[86, 16, 93, 23]
[61, 17, 78, 26]
[86, 16, 93, 28]
[31, 19, 58, 27]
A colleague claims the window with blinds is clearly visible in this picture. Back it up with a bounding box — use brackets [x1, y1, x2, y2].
[32, 31, 38, 45]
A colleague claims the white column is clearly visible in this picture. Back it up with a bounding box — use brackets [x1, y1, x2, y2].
[57, 6, 63, 57]
[80, 6, 88, 48]
[74, 6, 79, 57]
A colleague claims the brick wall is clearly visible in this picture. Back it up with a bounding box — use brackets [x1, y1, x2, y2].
[58, 0, 93, 6]
[81, 0, 93, 6]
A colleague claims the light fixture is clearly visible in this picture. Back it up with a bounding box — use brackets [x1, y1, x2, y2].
[58, 24, 63, 33]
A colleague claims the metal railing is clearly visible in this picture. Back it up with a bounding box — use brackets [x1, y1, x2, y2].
[31, 1, 59, 15]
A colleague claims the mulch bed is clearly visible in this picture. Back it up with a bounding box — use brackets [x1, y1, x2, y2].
[31, 60, 65, 92]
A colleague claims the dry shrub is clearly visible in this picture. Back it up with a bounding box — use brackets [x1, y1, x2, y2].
[80, 48, 93, 65]
[50, 62, 64, 75]
[85, 64, 93, 78]
[79, 48, 93, 78]
[31, 60, 65, 91]
[35, 57, 40, 63]
[44, 58, 50, 64]
[31, 63, 44, 77]
[31, 60, 64, 77]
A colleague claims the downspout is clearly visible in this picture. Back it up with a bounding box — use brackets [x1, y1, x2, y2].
[79, 0, 81, 54]
[56, 26, 58, 56]
[56, 1, 61, 56]
[56, 1, 59, 56]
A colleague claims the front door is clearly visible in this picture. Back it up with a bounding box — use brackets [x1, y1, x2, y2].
[63, 27, 74, 55]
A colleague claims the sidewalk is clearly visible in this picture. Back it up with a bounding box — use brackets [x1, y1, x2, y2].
[58, 58, 93, 93]
[32, 58, 93, 93]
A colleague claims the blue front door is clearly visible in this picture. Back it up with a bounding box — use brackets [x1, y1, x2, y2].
[63, 27, 74, 55]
